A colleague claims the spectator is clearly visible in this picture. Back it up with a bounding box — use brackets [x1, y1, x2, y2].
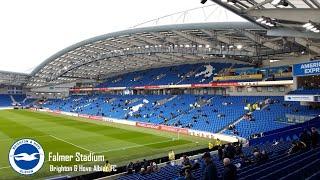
[218, 146, 224, 161]
[311, 127, 319, 148]
[239, 154, 251, 167]
[235, 143, 243, 156]
[253, 151, 263, 164]
[232, 129, 239, 135]
[152, 161, 159, 172]
[223, 158, 237, 180]
[299, 129, 311, 148]
[185, 168, 195, 180]
[260, 150, 269, 162]
[142, 159, 149, 170]
[133, 161, 141, 173]
[252, 146, 260, 154]
[190, 159, 200, 170]
[180, 155, 192, 175]
[225, 143, 236, 159]
[288, 141, 306, 155]
[169, 150, 175, 161]
[202, 152, 218, 180]
[140, 167, 146, 175]
[126, 161, 134, 174]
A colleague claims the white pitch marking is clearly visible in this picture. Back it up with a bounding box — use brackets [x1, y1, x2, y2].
[49, 135, 93, 153]
[95, 139, 179, 154]
[0, 166, 10, 170]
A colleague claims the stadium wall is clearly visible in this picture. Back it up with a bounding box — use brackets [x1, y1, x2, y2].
[0, 107, 13, 110]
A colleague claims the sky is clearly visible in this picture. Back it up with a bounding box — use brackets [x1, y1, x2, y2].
[0, 0, 244, 74]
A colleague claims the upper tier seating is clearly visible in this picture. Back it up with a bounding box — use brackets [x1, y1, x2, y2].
[97, 63, 242, 87]
[96, 63, 292, 88]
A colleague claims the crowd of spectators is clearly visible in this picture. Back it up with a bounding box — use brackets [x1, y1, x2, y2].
[288, 127, 320, 155]
[119, 126, 320, 180]
[126, 159, 159, 175]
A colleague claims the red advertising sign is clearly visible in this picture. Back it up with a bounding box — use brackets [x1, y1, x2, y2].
[191, 83, 212, 88]
[210, 82, 239, 87]
[78, 114, 90, 119]
[136, 122, 160, 130]
[160, 125, 188, 134]
[89, 115, 103, 121]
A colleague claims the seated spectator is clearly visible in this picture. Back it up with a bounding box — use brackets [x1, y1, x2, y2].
[151, 161, 159, 172]
[140, 167, 146, 175]
[228, 124, 235, 130]
[190, 159, 200, 170]
[272, 140, 279, 146]
[218, 146, 224, 161]
[225, 143, 236, 159]
[180, 155, 192, 174]
[223, 158, 237, 180]
[299, 129, 311, 148]
[311, 127, 319, 148]
[126, 161, 134, 174]
[288, 141, 306, 155]
[133, 161, 141, 173]
[252, 146, 260, 154]
[232, 129, 239, 135]
[202, 152, 218, 180]
[235, 143, 243, 156]
[184, 168, 195, 180]
[239, 154, 251, 167]
[253, 151, 262, 164]
[142, 159, 149, 170]
[146, 165, 152, 174]
[260, 150, 269, 162]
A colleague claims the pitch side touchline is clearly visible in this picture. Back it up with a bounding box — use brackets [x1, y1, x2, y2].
[49, 135, 93, 153]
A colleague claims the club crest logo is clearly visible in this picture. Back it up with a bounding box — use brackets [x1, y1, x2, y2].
[9, 139, 45, 175]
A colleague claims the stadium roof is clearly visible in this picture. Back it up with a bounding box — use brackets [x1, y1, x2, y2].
[26, 21, 315, 88]
[210, 0, 320, 49]
[0, 70, 29, 86]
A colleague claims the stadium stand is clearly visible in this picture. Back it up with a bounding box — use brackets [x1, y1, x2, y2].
[96, 63, 292, 88]
[116, 116, 320, 180]
[0, 94, 13, 107]
[42, 94, 319, 139]
[118, 139, 319, 180]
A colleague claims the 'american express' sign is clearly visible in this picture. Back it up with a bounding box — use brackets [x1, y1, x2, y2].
[293, 61, 320, 76]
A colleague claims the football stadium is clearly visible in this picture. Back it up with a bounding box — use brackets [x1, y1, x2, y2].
[0, 0, 320, 180]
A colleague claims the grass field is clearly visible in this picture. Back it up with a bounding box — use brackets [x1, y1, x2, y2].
[0, 110, 208, 180]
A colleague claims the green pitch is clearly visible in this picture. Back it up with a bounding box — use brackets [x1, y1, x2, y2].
[0, 110, 208, 180]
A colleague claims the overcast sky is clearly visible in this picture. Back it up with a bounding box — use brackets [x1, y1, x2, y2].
[0, 0, 244, 74]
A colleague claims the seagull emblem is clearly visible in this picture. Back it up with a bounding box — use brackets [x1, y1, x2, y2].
[13, 153, 39, 161]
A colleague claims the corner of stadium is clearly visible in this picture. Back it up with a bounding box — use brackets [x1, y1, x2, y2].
[0, 0, 320, 180]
